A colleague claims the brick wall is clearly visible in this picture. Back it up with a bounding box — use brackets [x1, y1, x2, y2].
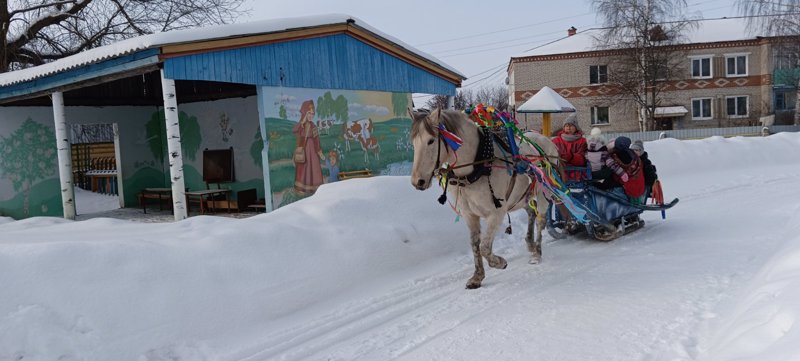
[510, 40, 775, 132]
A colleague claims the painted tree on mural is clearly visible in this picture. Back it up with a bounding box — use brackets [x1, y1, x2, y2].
[315, 91, 349, 123]
[0, 119, 56, 216]
[145, 111, 202, 163]
[392, 92, 409, 117]
[0, 0, 247, 72]
[334, 94, 349, 123]
[250, 125, 263, 169]
[279, 105, 287, 120]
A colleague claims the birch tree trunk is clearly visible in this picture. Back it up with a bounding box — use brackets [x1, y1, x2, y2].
[52, 91, 76, 220]
[160, 69, 188, 220]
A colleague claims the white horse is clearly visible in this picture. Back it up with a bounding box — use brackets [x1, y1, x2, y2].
[410, 109, 560, 289]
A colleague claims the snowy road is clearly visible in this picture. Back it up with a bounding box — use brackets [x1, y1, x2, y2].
[226, 166, 800, 361]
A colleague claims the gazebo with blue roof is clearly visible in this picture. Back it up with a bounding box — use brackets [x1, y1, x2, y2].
[0, 14, 465, 220]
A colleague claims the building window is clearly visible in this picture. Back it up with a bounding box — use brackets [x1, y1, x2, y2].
[590, 65, 607, 84]
[591, 106, 610, 125]
[726, 96, 749, 117]
[690, 56, 712, 78]
[776, 92, 786, 110]
[725, 54, 748, 77]
[691, 98, 713, 119]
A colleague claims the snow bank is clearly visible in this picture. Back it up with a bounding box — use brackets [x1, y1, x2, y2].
[0, 177, 465, 360]
[700, 205, 800, 360]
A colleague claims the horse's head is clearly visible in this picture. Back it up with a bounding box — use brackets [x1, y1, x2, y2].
[409, 108, 444, 191]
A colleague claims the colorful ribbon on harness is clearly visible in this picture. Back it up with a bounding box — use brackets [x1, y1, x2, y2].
[463, 103, 594, 221]
[438, 124, 463, 151]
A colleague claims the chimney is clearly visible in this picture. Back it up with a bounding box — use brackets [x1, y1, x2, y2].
[567, 26, 577, 37]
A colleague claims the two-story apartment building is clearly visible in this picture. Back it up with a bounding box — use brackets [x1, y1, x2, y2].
[508, 18, 792, 133]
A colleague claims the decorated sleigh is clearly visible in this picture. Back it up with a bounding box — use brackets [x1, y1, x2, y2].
[458, 104, 678, 242]
[545, 166, 678, 241]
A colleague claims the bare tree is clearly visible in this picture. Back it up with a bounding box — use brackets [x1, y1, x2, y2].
[591, 0, 696, 131]
[424, 85, 510, 112]
[737, 0, 800, 125]
[424, 94, 450, 110]
[0, 0, 247, 72]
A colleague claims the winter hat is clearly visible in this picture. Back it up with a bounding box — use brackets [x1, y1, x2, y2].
[614, 136, 632, 153]
[562, 113, 580, 130]
[586, 134, 606, 151]
[586, 127, 606, 150]
[613, 136, 635, 162]
[629, 139, 644, 153]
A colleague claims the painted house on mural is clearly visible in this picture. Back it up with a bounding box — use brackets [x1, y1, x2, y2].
[508, 17, 798, 133]
[0, 14, 464, 220]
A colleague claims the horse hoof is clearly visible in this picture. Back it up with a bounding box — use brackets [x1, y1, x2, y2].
[489, 257, 508, 270]
[529, 255, 541, 264]
[466, 281, 482, 289]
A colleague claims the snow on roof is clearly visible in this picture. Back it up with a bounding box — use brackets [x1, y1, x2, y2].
[516, 86, 576, 113]
[0, 14, 464, 87]
[515, 17, 759, 59]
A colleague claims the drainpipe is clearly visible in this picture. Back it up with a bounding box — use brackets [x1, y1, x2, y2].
[160, 69, 188, 220]
[52, 92, 76, 220]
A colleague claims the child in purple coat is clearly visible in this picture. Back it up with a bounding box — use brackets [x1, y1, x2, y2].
[586, 128, 627, 190]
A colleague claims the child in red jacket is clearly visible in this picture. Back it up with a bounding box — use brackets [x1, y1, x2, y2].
[609, 136, 646, 203]
[552, 114, 587, 181]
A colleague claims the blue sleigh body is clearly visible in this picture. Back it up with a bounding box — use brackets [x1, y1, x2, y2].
[544, 165, 678, 241]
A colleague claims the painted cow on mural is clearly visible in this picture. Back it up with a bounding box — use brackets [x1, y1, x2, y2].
[343, 118, 381, 163]
[316, 119, 334, 135]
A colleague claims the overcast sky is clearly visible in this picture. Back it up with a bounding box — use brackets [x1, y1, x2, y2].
[244, 0, 738, 92]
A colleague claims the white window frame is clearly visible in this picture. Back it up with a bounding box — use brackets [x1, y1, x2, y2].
[590, 106, 610, 125]
[691, 97, 713, 120]
[589, 65, 608, 85]
[689, 55, 713, 79]
[725, 95, 749, 118]
[724, 53, 749, 77]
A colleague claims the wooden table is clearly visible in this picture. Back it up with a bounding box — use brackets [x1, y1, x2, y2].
[138, 187, 172, 214]
[185, 189, 232, 215]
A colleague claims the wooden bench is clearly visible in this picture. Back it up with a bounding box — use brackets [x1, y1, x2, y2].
[339, 169, 373, 180]
[138, 188, 172, 214]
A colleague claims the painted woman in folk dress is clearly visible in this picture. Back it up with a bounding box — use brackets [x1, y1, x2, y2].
[292, 100, 325, 194]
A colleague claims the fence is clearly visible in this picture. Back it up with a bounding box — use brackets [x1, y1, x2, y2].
[603, 125, 800, 142]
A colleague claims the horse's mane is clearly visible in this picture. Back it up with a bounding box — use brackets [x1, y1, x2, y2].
[411, 109, 465, 139]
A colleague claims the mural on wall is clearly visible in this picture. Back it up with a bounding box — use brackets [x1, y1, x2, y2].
[261, 87, 412, 207]
[145, 111, 202, 162]
[0, 118, 59, 218]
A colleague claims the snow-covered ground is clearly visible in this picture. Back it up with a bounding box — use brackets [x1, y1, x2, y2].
[1, 133, 799, 361]
[74, 187, 120, 215]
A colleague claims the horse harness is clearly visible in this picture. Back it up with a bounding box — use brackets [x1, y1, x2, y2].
[434, 126, 529, 209]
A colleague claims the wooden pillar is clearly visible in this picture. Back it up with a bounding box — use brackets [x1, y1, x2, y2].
[542, 113, 552, 137]
[160, 69, 188, 220]
[52, 92, 76, 220]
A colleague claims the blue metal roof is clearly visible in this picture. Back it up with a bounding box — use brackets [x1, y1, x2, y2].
[0, 22, 462, 102]
[0, 49, 160, 102]
[164, 34, 456, 95]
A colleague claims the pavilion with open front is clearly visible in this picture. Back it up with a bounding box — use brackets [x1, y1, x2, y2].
[0, 14, 464, 220]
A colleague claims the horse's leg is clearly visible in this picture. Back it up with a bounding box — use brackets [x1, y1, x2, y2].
[480, 213, 508, 270]
[464, 213, 485, 289]
[525, 207, 542, 264]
